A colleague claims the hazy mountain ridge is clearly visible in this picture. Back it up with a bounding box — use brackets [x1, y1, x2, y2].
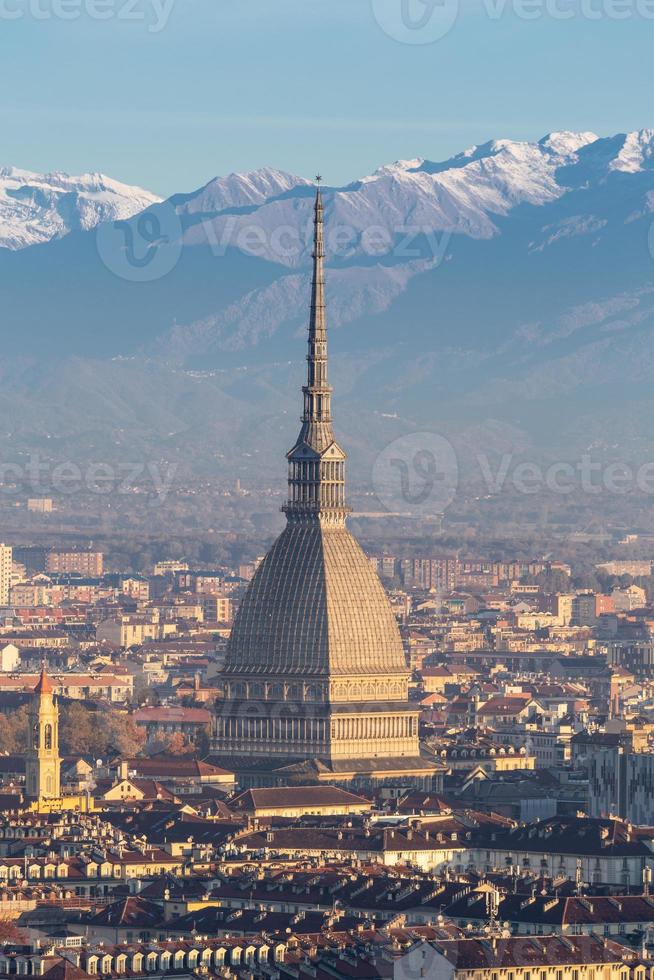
[3, 130, 654, 492]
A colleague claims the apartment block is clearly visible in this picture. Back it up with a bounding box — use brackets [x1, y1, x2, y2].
[46, 549, 104, 576]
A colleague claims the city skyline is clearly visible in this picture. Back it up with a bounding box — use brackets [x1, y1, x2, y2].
[2, 5, 654, 976]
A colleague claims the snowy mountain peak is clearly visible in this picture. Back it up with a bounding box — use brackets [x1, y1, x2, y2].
[177, 167, 312, 215]
[372, 158, 426, 178]
[539, 131, 599, 156]
[609, 129, 654, 173]
[0, 165, 160, 250]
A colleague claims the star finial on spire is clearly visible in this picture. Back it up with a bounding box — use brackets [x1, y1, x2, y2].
[315, 174, 322, 184]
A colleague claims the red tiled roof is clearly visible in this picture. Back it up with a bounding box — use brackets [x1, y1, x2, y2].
[42, 958, 91, 980]
[125, 757, 233, 778]
[34, 667, 53, 695]
[232, 785, 370, 811]
[437, 936, 622, 969]
[88, 895, 163, 927]
[477, 694, 533, 715]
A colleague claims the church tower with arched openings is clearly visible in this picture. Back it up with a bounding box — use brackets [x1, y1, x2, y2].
[26, 667, 61, 803]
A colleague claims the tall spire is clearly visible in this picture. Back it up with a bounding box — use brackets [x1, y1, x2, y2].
[304, 180, 331, 431]
[284, 180, 348, 525]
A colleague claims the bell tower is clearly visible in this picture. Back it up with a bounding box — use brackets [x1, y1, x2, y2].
[26, 667, 61, 803]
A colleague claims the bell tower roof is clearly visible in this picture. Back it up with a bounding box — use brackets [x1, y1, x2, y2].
[34, 665, 53, 695]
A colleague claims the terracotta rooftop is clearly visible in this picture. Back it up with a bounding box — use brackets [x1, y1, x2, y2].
[34, 666, 53, 695]
[87, 895, 163, 928]
[231, 785, 370, 810]
[41, 958, 91, 980]
[125, 756, 233, 778]
[436, 935, 623, 969]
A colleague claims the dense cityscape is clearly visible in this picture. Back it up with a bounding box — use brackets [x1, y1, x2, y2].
[1, 188, 654, 980]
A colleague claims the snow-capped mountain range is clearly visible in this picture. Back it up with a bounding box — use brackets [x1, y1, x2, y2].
[5, 129, 654, 255]
[0, 166, 160, 249]
[3, 129, 654, 491]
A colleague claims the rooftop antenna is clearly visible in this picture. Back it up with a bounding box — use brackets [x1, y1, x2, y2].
[484, 885, 500, 932]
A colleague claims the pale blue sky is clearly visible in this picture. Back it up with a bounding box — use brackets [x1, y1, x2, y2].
[1, 0, 651, 196]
